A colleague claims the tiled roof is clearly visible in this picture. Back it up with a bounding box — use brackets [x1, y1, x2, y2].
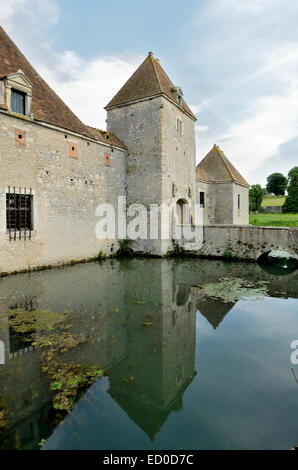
[86, 126, 125, 149]
[105, 52, 196, 120]
[0, 26, 126, 149]
[196, 145, 249, 187]
[0, 26, 97, 138]
[196, 166, 210, 182]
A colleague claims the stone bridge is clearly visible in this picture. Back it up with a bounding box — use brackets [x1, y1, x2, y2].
[177, 225, 298, 261]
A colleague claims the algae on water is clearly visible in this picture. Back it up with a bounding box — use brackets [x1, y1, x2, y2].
[8, 308, 103, 415]
[197, 277, 269, 303]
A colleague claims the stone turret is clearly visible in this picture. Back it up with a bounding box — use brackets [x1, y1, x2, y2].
[105, 52, 197, 255]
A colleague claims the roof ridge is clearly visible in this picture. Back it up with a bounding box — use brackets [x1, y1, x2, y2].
[150, 54, 162, 94]
[213, 145, 235, 181]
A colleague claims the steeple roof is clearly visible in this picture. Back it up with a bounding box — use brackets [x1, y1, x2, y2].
[196, 145, 249, 187]
[105, 52, 196, 120]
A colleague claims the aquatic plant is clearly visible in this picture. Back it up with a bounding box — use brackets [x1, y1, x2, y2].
[116, 238, 134, 257]
[8, 308, 103, 416]
[197, 278, 269, 303]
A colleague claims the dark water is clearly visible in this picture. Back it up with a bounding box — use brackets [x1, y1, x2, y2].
[0, 258, 297, 450]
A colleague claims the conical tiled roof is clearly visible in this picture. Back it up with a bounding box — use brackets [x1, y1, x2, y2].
[105, 52, 196, 120]
[196, 145, 249, 187]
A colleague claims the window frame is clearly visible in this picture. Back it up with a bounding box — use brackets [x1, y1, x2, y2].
[6, 188, 34, 240]
[11, 88, 26, 115]
[200, 191, 205, 208]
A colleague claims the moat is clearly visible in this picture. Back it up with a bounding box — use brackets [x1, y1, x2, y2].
[0, 258, 297, 450]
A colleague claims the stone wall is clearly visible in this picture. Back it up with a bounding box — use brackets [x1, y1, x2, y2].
[176, 224, 298, 260]
[0, 112, 126, 274]
[107, 96, 198, 256]
[107, 97, 164, 256]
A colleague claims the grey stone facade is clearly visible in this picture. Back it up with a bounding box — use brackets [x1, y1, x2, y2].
[0, 30, 252, 273]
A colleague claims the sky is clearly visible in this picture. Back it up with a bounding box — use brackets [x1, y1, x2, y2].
[1, 0, 298, 186]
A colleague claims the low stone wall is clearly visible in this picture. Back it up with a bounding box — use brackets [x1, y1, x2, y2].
[176, 224, 298, 261]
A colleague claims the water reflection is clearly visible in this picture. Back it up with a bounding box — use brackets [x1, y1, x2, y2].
[0, 258, 297, 449]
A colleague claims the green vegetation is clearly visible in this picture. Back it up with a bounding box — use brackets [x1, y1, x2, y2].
[223, 250, 232, 259]
[249, 184, 264, 212]
[116, 238, 133, 257]
[8, 308, 103, 415]
[197, 278, 269, 303]
[266, 172, 288, 196]
[250, 213, 298, 227]
[261, 196, 286, 207]
[282, 171, 298, 213]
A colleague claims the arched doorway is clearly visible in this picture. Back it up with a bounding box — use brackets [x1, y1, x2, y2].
[176, 199, 189, 225]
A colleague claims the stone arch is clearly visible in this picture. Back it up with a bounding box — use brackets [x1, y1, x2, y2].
[257, 249, 298, 270]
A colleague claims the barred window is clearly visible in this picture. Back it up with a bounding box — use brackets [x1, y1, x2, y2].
[200, 191, 205, 208]
[11, 89, 26, 115]
[6, 189, 33, 240]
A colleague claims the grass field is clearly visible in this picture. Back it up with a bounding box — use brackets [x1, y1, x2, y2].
[261, 196, 286, 207]
[249, 213, 298, 227]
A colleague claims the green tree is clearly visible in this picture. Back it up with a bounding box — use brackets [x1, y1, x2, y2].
[282, 172, 298, 213]
[266, 172, 288, 196]
[288, 166, 298, 186]
[249, 184, 264, 212]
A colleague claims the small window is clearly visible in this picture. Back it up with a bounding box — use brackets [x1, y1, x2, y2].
[104, 153, 111, 166]
[176, 118, 182, 135]
[11, 89, 25, 115]
[6, 190, 33, 240]
[69, 142, 78, 158]
[238, 194, 241, 210]
[200, 192, 205, 208]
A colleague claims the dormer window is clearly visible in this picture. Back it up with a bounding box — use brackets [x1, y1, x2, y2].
[2, 70, 33, 118]
[11, 89, 25, 115]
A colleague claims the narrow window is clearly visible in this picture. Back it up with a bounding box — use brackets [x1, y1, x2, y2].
[11, 89, 25, 115]
[200, 191, 205, 208]
[6, 189, 33, 240]
[104, 153, 111, 166]
[238, 194, 241, 210]
[69, 142, 78, 158]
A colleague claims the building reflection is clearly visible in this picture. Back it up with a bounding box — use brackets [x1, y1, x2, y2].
[0, 257, 297, 448]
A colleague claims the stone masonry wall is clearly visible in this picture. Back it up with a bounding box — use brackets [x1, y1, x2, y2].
[177, 224, 298, 261]
[0, 112, 126, 274]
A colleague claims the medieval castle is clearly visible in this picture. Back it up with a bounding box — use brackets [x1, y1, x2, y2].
[0, 26, 250, 273]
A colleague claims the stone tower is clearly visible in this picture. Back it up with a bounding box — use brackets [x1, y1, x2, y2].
[105, 52, 197, 255]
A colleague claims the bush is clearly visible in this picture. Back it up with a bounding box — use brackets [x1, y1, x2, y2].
[249, 184, 263, 212]
[282, 173, 298, 213]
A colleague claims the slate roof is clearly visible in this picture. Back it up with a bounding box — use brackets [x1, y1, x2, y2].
[105, 52, 196, 120]
[196, 145, 249, 187]
[0, 26, 124, 148]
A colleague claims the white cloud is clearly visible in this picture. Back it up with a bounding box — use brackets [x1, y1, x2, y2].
[37, 51, 141, 129]
[0, 0, 141, 130]
[195, 125, 209, 134]
[0, 0, 59, 33]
